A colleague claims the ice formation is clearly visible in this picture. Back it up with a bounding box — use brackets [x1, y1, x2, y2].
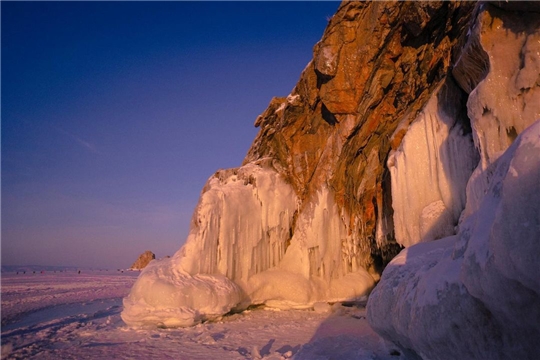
[462, 4, 540, 218]
[122, 258, 244, 327]
[388, 81, 478, 247]
[368, 120, 540, 359]
[123, 164, 297, 326]
[122, 163, 375, 327]
[123, 5, 540, 349]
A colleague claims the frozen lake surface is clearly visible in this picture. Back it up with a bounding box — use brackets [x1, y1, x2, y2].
[1, 271, 404, 359]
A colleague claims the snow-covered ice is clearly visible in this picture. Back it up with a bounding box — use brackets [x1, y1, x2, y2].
[1, 270, 405, 359]
[1, 270, 138, 327]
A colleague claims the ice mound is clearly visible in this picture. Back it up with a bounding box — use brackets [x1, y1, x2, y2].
[122, 163, 376, 327]
[247, 268, 375, 310]
[367, 120, 540, 359]
[121, 257, 245, 327]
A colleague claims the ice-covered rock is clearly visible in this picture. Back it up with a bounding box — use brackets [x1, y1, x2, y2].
[368, 4, 540, 358]
[245, 1, 475, 273]
[123, 164, 377, 326]
[367, 120, 540, 359]
[123, 1, 482, 328]
[123, 163, 297, 326]
[177, 163, 298, 285]
[122, 257, 244, 328]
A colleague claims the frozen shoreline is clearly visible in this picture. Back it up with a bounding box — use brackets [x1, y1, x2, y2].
[1, 271, 404, 359]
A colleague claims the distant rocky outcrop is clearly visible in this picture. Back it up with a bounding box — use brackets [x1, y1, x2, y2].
[130, 251, 155, 270]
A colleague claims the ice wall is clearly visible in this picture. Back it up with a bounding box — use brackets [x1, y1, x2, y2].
[368, 120, 540, 360]
[177, 163, 298, 286]
[249, 186, 375, 308]
[388, 81, 478, 247]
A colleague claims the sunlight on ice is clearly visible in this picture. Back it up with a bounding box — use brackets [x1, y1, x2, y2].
[122, 164, 375, 327]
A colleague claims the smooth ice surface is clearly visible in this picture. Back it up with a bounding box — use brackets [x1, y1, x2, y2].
[122, 164, 376, 327]
[388, 83, 478, 247]
[1, 271, 403, 360]
[367, 120, 540, 360]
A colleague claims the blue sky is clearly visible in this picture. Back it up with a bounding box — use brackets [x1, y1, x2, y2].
[1, 2, 339, 268]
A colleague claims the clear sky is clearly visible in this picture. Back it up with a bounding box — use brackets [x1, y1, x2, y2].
[1, 2, 339, 269]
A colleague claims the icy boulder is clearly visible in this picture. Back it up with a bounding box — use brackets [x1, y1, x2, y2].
[367, 120, 540, 360]
[121, 257, 245, 328]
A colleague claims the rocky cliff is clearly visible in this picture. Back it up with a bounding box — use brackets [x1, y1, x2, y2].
[122, 2, 540, 353]
[246, 1, 477, 259]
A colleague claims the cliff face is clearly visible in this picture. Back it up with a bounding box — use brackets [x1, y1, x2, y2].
[122, 0, 540, 342]
[246, 1, 476, 265]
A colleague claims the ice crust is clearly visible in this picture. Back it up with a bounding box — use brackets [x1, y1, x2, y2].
[368, 121, 540, 359]
[122, 164, 375, 327]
